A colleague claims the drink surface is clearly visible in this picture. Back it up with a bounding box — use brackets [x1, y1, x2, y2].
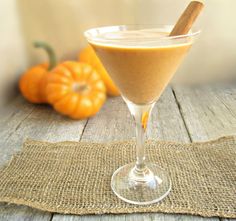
[90, 30, 192, 104]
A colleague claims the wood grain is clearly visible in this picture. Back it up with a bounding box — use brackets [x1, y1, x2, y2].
[172, 85, 236, 141]
[0, 96, 87, 165]
[81, 87, 190, 143]
[1, 85, 233, 220]
[0, 204, 50, 221]
[53, 213, 218, 221]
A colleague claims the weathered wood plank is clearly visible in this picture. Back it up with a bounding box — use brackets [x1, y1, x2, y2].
[0, 95, 87, 221]
[173, 84, 236, 221]
[53, 214, 152, 221]
[81, 87, 190, 142]
[0, 96, 36, 144]
[53, 87, 217, 221]
[172, 85, 236, 141]
[54, 214, 174, 221]
[0, 204, 51, 221]
[0, 96, 87, 165]
[53, 213, 218, 221]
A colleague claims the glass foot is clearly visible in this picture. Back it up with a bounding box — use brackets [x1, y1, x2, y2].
[111, 163, 171, 205]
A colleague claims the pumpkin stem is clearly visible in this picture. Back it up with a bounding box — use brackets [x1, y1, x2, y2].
[34, 41, 57, 70]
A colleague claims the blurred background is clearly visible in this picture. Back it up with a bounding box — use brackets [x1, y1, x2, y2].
[1, 0, 236, 107]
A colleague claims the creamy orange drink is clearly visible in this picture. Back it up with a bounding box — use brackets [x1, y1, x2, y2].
[90, 31, 191, 104]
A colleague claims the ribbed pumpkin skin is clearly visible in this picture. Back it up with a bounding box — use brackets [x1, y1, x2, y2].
[46, 61, 106, 119]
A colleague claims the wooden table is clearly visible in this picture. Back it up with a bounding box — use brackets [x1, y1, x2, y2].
[0, 85, 235, 221]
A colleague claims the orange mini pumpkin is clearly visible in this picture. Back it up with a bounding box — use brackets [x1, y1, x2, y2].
[19, 63, 48, 103]
[46, 61, 106, 119]
[19, 42, 56, 103]
[79, 45, 120, 96]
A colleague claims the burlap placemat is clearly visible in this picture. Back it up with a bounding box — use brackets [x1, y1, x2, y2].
[0, 136, 235, 218]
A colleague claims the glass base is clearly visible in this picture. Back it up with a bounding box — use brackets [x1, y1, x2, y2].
[111, 162, 171, 205]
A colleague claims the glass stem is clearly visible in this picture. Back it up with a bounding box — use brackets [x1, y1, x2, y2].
[126, 100, 154, 173]
[134, 110, 147, 170]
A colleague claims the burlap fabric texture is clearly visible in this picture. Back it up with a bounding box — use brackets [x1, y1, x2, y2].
[0, 136, 235, 218]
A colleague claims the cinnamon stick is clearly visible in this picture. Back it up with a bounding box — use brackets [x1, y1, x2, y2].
[169, 1, 204, 36]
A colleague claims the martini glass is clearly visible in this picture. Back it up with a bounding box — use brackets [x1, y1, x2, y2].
[85, 25, 200, 205]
